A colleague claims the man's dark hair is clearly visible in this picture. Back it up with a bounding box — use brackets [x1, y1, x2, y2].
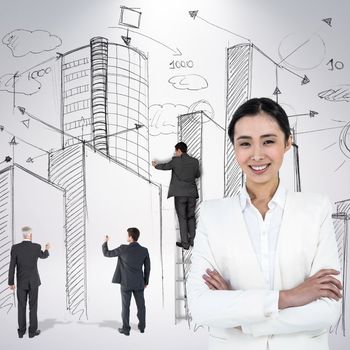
[175, 142, 187, 153]
[228, 97, 291, 143]
[127, 227, 140, 241]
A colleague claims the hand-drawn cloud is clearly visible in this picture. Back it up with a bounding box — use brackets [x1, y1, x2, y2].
[318, 85, 350, 103]
[168, 74, 208, 91]
[189, 100, 214, 120]
[0, 71, 44, 95]
[2, 29, 62, 57]
[149, 103, 188, 136]
[149, 100, 216, 136]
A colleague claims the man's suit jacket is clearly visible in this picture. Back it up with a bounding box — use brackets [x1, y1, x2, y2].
[102, 241, 150, 290]
[155, 153, 200, 198]
[187, 192, 341, 350]
[8, 241, 49, 289]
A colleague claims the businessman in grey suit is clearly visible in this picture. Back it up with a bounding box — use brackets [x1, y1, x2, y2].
[152, 142, 200, 250]
[102, 227, 150, 336]
[8, 226, 50, 338]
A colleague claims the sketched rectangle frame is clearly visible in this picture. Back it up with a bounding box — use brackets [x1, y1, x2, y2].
[119, 6, 142, 29]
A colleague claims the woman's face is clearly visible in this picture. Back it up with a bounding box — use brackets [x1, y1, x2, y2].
[233, 112, 292, 187]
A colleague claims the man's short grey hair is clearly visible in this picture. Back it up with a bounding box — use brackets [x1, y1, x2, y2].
[22, 226, 32, 238]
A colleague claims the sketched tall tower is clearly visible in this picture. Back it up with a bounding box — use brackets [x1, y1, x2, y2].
[224, 43, 253, 197]
[53, 36, 149, 319]
[0, 166, 14, 313]
[61, 36, 150, 179]
[331, 199, 350, 336]
[175, 111, 204, 325]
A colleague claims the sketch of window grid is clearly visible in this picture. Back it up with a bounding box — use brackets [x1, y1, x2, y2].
[224, 43, 252, 198]
[175, 111, 203, 327]
[331, 199, 350, 336]
[48, 143, 87, 319]
[61, 36, 150, 180]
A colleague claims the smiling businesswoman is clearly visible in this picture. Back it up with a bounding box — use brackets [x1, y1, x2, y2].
[187, 98, 342, 350]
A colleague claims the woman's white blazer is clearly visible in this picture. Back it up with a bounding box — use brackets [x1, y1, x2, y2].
[187, 191, 342, 350]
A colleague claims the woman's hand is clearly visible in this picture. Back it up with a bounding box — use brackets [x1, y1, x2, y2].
[279, 269, 342, 309]
[202, 269, 231, 290]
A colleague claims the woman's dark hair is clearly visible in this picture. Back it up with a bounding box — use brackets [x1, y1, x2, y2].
[228, 97, 291, 143]
[127, 227, 140, 241]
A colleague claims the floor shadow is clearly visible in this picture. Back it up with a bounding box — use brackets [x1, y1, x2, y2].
[96, 320, 122, 330]
[39, 319, 71, 333]
[78, 320, 140, 331]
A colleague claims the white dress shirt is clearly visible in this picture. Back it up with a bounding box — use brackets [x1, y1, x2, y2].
[239, 182, 287, 318]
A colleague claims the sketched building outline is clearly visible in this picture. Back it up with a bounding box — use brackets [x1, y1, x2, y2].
[224, 43, 303, 196]
[175, 111, 203, 326]
[224, 43, 252, 197]
[0, 166, 14, 313]
[61, 36, 150, 179]
[48, 144, 87, 319]
[0, 163, 65, 314]
[331, 199, 350, 336]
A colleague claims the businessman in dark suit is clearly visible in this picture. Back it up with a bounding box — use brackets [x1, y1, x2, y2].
[102, 227, 150, 336]
[8, 226, 50, 338]
[152, 141, 200, 250]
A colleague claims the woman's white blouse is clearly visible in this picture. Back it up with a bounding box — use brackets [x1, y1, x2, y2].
[239, 183, 286, 316]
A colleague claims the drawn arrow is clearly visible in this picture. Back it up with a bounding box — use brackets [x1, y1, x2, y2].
[9, 136, 18, 146]
[273, 87, 282, 95]
[56, 52, 64, 60]
[109, 26, 182, 56]
[18, 106, 26, 115]
[273, 86, 282, 103]
[2, 126, 50, 155]
[301, 75, 310, 85]
[104, 124, 144, 139]
[121, 28, 131, 46]
[17, 106, 85, 146]
[188, 10, 251, 42]
[121, 35, 131, 46]
[288, 110, 319, 118]
[322, 18, 332, 27]
[189, 10, 199, 19]
[80, 116, 86, 139]
[21, 119, 30, 128]
[26, 152, 48, 163]
[0, 156, 12, 165]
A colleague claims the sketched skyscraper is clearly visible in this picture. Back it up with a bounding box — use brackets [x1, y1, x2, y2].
[0, 167, 13, 313]
[224, 43, 253, 197]
[331, 199, 350, 336]
[61, 37, 150, 179]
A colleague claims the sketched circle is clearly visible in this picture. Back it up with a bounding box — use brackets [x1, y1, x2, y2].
[30, 67, 52, 79]
[278, 32, 326, 71]
[339, 121, 350, 159]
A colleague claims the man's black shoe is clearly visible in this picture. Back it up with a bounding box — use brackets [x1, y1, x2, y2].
[139, 328, 145, 333]
[118, 328, 130, 336]
[176, 242, 190, 250]
[29, 330, 40, 338]
[176, 242, 183, 248]
[18, 329, 25, 338]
